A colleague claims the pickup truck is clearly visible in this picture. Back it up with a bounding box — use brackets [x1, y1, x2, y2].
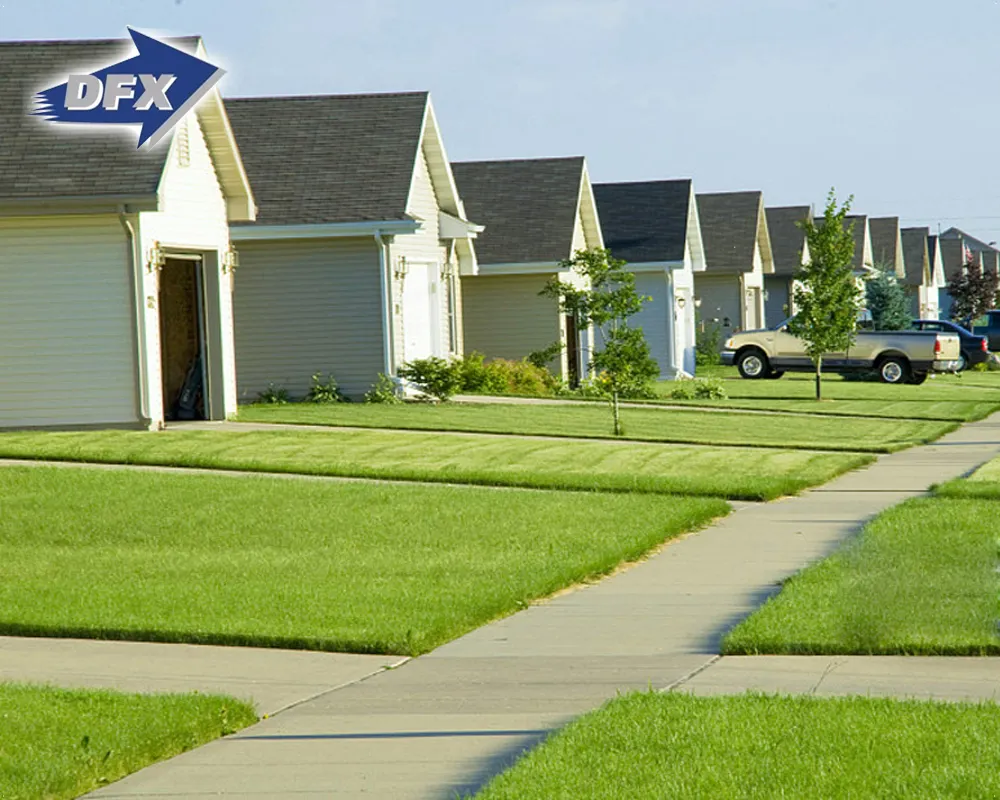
[720, 320, 962, 384]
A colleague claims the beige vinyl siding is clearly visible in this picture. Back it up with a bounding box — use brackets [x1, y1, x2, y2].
[139, 114, 237, 421]
[233, 238, 384, 401]
[571, 203, 588, 255]
[395, 144, 454, 361]
[0, 215, 138, 428]
[461, 274, 561, 367]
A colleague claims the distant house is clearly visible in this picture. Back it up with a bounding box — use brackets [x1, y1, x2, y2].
[868, 217, 906, 278]
[694, 191, 775, 340]
[0, 37, 255, 430]
[763, 206, 811, 328]
[227, 92, 482, 401]
[451, 157, 602, 384]
[593, 179, 707, 378]
[844, 215, 874, 276]
[938, 227, 1000, 320]
[900, 227, 944, 319]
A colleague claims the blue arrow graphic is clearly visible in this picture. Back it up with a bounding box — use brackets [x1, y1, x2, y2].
[33, 28, 225, 150]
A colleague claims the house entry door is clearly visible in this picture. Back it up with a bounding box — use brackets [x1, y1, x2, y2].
[402, 262, 440, 362]
[158, 257, 207, 421]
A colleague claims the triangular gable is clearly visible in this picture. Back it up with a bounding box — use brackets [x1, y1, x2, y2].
[755, 197, 775, 275]
[576, 161, 604, 253]
[687, 183, 707, 272]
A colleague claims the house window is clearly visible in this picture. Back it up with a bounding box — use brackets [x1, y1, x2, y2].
[175, 117, 191, 168]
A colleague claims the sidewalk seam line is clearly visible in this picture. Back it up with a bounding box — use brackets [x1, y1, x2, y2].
[659, 655, 722, 694]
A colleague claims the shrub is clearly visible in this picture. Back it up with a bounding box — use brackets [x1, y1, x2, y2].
[526, 341, 564, 370]
[305, 371, 347, 403]
[364, 374, 403, 404]
[483, 358, 561, 396]
[456, 352, 508, 395]
[398, 357, 465, 401]
[695, 320, 723, 366]
[256, 383, 289, 405]
[669, 377, 728, 400]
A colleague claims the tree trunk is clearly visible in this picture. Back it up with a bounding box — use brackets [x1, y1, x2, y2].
[814, 356, 823, 401]
[611, 390, 622, 436]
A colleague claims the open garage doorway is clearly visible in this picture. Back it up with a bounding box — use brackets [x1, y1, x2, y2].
[158, 256, 207, 421]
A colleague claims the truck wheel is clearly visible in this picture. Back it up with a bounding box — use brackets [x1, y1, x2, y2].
[736, 349, 770, 379]
[957, 352, 969, 372]
[765, 371, 785, 380]
[877, 356, 910, 384]
[909, 371, 929, 385]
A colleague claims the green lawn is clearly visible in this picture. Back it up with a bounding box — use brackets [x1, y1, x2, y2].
[235, 402, 955, 453]
[0, 683, 255, 800]
[936, 454, 1000, 500]
[722, 497, 1000, 655]
[0, 466, 726, 655]
[472, 692, 1000, 799]
[0, 429, 873, 501]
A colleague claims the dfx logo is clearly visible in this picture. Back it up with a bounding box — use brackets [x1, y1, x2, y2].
[33, 28, 225, 150]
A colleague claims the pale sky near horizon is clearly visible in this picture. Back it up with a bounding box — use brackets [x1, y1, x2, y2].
[4, 0, 999, 242]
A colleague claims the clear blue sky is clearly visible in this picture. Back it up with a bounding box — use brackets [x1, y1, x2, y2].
[5, 0, 999, 240]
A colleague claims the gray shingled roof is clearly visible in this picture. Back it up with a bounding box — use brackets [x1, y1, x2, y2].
[0, 37, 195, 204]
[451, 157, 585, 265]
[900, 227, 930, 287]
[226, 93, 428, 226]
[940, 237, 968, 282]
[869, 217, 900, 267]
[845, 215, 869, 270]
[592, 180, 691, 264]
[696, 191, 764, 273]
[940, 226, 999, 254]
[765, 205, 811, 276]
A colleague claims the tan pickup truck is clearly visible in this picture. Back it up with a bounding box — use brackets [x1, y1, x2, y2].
[720, 320, 962, 384]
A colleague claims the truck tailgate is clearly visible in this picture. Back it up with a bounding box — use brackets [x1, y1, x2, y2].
[935, 333, 961, 361]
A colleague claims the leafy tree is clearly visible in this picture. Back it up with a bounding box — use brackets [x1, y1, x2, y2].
[947, 257, 999, 324]
[864, 262, 911, 331]
[541, 248, 657, 435]
[788, 190, 864, 401]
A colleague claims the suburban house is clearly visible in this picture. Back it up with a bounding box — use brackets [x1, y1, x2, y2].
[763, 205, 811, 328]
[0, 37, 255, 430]
[226, 92, 482, 401]
[592, 179, 707, 378]
[941, 227, 1000, 276]
[694, 191, 775, 340]
[900, 227, 943, 319]
[868, 217, 906, 278]
[451, 157, 602, 385]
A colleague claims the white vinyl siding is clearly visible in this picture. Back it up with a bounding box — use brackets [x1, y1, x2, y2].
[233, 238, 384, 401]
[138, 113, 237, 421]
[0, 215, 138, 428]
[571, 204, 588, 255]
[461, 274, 562, 370]
[394, 145, 454, 362]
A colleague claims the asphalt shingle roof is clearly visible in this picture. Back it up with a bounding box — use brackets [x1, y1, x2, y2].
[869, 217, 900, 267]
[226, 93, 428, 226]
[900, 226, 930, 287]
[940, 226, 999, 254]
[696, 191, 764, 272]
[765, 205, 811, 276]
[451, 157, 585, 265]
[940, 237, 968, 282]
[0, 37, 194, 203]
[592, 180, 691, 264]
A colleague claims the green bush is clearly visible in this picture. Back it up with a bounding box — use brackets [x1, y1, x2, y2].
[669, 377, 728, 400]
[484, 358, 561, 396]
[398, 357, 465, 401]
[256, 383, 289, 405]
[305, 372, 347, 403]
[364, 374, 402, 404]
[695, 320, 723, 366]
[456, 352, 508, 395]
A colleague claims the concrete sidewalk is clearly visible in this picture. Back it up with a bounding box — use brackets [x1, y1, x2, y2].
[71, 411, 1000, 798]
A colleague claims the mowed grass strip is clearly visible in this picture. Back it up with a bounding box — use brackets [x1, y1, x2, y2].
[936, 455, 1000, 500]
[235, 402, 953, 453]
[0, 467, 727, 655]
[471, 692, 1000, 800]
[0, 683, 255, 800]
[640, 396, 1000, 422]
[723, 497, 1000, 655]
[0, 429, 873, 501]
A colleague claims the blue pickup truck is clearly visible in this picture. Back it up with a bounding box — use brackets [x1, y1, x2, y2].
[912, 319, 989, 371]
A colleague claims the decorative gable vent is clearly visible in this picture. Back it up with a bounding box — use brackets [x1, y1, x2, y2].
[175, 117, 191, 168]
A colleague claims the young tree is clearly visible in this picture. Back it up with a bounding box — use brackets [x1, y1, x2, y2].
[541, 248, 658, 436]
[788, 190, 863, 401]
[864, 262, 911, 331]
[947, 257, 999, 324]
